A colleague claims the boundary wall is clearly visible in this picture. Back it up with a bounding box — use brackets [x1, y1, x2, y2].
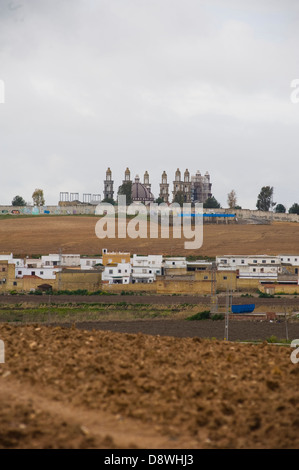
[0, 205, 299, 223]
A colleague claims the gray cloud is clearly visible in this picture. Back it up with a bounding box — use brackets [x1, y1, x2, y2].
[0, 0, 298, 210]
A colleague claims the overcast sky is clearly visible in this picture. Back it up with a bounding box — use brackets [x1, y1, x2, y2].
[0, 0, 299, 209]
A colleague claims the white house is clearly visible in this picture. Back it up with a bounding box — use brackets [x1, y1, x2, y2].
[216, 255, 281, 271]
[102, 263, 131, 284]
[15, 266, 58, 280]
[279, 255, 299, 266]
[163, 257, 187, 269]
[236, 264, 280, 280]
[216, 255, 282, 280]
[187, 260, 212, 271]
[80, 258, 102, 270]
[131, 254, 163, 283]
[0, 253, 23, 269]
[61, 254, 81, 267]
[41, 254, 60, 267]
[0, 253, 14, 262]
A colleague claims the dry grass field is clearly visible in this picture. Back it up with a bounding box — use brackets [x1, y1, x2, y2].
[0, 216, 299, 256]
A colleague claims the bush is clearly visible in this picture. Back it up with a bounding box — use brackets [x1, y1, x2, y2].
[186, 311, 210, 321]
[91, 290, 116, 296]
[258, 291, 274, 298]
[54, 289, 89, 296]
[211, 314, 224, 321]
[266, 335, 279, 343]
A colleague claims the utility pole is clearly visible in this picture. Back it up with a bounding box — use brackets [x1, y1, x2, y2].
[210, 261, 218, 314]
[284, 303, 289, 341]
[224, 287, 229, 341]
[47, 292, 51, 324]
[58, 247, 62, 291]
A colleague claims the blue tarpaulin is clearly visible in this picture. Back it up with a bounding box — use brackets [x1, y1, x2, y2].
[231, 304, 255, 313]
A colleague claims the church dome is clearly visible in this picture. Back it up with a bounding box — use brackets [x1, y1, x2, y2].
[132, 181, 154, 203]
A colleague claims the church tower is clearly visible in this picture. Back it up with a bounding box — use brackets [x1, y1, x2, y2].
[144, 171, 151, 191]
[123, 167, 131, 184]
[203, 171, 212, 201]
[159, 171, 169, 203]
[172, 168, 183, 202]
[103, 167, 114, 201]
[183, 169, 191, 203]
[191, 170, 213, 203]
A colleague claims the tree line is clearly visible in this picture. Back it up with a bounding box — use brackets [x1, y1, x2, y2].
[10, 185, 299, 215]
[12, 189, 45, 207]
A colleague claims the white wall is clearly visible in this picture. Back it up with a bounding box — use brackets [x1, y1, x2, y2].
[279, 255, 299, 266]
[163, 257, 187, 269]
[16, 266, 59, 280]
[102, 263, 131, 284]
[217, 255, 281, 271]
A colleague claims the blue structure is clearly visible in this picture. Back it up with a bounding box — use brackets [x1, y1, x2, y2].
[181, 213, 236, 217]
[231, 304, 255, 314]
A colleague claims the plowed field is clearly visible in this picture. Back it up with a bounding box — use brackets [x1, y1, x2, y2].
[0, 323, 299, 449]
[1, 216, 299, 256]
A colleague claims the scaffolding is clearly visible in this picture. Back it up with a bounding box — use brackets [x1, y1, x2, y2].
[83, 193, 92, 204]
[91, 194, 101, 205]
[70, 192, 79, 202]
[59, 192, 69, 202]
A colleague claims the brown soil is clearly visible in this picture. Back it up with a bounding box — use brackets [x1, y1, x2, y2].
[1, 323, 299, 449]
[1, 293, 299, 308]
[64, 319, 299, 342]
[1, 216, 299, 256]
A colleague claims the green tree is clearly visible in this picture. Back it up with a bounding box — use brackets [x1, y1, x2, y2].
[32, 188, 45, 206]
[203, 196, 221, 209]
[256, 186, 275, 211]
[289, 203, 299, 215]
[275, 204, 286, 213]
[173, 191, 185, 207]
[155, 197, 164, 205]
[117, 181, 132, 205]
[102, 197, 115, 205]
[12, 195, 26, 206]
